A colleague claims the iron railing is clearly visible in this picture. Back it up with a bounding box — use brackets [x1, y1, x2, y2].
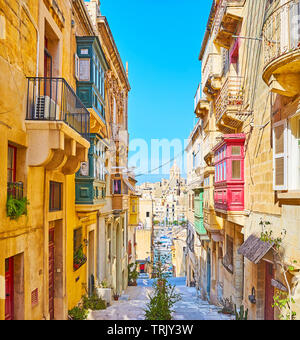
[263, 0, 300, 67]
[212, 0, 245, 41]
[26, 77, 90, 140]
[215, 76, 245, 123]
[194, 84, 207, 112]
[7, 182, 24, 200]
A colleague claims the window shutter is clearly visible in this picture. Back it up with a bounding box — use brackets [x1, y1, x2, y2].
[273, 120, 288, 190]
[75, 54, 79, 80]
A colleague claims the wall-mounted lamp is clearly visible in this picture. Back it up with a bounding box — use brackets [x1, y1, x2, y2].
[248, 287, 256, 304]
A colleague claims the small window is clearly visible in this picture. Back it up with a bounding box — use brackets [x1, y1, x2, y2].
[232, 160, 241, 179]
[146, 212, 150, 218]
[8, 145, 17, 182]
[223, 236, 234, 273]
[49, 181, 62, 211]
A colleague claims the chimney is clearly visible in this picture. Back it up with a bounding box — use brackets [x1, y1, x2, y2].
[84, 0, 101, 27]
[126, 62, 129, 78]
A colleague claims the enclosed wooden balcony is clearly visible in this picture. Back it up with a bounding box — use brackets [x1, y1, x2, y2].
[212, 0, 245, 49]
[215, 76, 250, 133]
[213, 134, 246, 213]
[26, 77, 90, 175]
[194, 84, 210, 118]
[111, 174, 129, 212]
[262, 0, 300, 97]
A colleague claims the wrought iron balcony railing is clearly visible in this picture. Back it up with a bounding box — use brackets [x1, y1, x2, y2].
[194, 84, 210, 117]
[212, 0, 245, 48]
[215, 76, 248, 129]
[263, 0, 300, 67]
[26, 77, 90, 140]
[7, 182, 24, 200]
[194, 84, 203, 112]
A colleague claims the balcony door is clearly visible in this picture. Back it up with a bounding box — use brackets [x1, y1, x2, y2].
[49, 227, 55, 320]
[264, 262, 274, 320]
[44, 38, 53, 98]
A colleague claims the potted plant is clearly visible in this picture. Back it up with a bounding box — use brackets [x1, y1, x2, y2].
[113, 293, 120, 301]
[7, 196, 29, 220]
[128, 262, 139, 286]
[73, 245, 87, 271]
[95, 280, 112, 306]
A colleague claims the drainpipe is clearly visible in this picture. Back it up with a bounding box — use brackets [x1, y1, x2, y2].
[97, 211, 101, 283]
[21, 2, 39, 78]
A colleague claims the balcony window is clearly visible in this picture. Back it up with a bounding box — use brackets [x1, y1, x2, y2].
[49, 181, 62, 212]
[113, 180, 122, 194]
[76, 37, 108, 120]
[232, 160, 241, 179]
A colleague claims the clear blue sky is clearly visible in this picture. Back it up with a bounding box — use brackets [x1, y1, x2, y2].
[100, 0, 212, 183]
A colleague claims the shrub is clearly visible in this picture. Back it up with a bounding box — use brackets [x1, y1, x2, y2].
[68, 306, 88, 320]
[82, 294, 106, 311]
[144, 260, 181, 320]
[128, 262, 139, 284]
[7, 196, 29, 220]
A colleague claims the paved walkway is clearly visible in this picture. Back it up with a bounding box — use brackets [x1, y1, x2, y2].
[88, 278, 233, 321]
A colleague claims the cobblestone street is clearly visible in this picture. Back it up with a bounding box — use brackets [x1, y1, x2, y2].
[88, 278, 233, 321]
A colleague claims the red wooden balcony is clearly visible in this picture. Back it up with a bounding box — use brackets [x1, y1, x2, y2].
[213, 134, 246, 213]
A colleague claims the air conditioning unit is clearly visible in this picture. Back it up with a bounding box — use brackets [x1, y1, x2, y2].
[34, 96, 59, 120]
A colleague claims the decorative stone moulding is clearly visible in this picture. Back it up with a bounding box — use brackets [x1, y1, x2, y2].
[26, 122, 89, 175]
[44, 0, 65, 29]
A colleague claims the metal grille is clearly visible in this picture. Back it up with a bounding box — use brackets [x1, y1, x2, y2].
[263, 0, 300, 67]
[7, 182, 23, 200]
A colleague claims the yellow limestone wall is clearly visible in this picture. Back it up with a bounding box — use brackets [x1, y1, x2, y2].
[0, 0, 92, 319]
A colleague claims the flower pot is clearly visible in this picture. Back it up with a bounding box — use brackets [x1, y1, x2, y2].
[128, 280, 137, 287]
[96, 288, 112, 305]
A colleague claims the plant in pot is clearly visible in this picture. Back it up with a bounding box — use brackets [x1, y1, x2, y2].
[73, 245, 87, 271]
[113, 293, 120, 301]
[144, 259, 181, 320]
[95, 280, 112, 306]
[128, 262, 139, 286]
[7, 196, 29, 220]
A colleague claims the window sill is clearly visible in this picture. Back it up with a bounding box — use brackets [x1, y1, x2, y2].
[277, 191, 300, 205]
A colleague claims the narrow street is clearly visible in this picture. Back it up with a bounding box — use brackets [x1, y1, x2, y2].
[88, 277, 233, 321]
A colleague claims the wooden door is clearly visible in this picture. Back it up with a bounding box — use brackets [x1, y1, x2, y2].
[265, 262, 274, 320]
[5, 257, 14, 320]
[207, 248, 211, 300]
[49, 228, 55, 320]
